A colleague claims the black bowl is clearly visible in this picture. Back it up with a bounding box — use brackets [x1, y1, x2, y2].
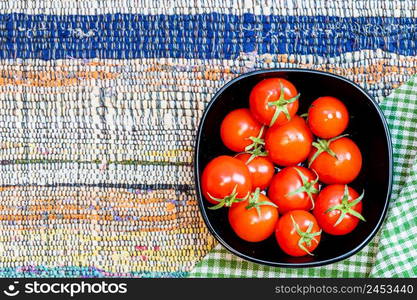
[194, 69, 392, 268]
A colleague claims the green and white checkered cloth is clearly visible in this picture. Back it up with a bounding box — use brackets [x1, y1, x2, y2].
[190, 76, 417, 278]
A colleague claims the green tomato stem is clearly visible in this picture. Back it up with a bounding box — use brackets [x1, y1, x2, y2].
[286, 168, 320, 210]
[245, 188, 278, 218]
[290, 214, 321, 256]
[267, 81, 300, 127]
[325, 185, 366, 227]
[308, 134, 349, 167]
[207, 184, 249, 210]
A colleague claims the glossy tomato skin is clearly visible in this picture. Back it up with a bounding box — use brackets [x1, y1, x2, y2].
[309, 137, 362, 184]
[265, 116, 313, 166]
[313, 185, 362, 235]
[308, 96, 349, 138]
[275, 210, 321, 257]
[201, 156, 252, 205]
[228, 193, 279, 242]
[220, 108, 263, 152]
[268, 167, 318, 214]
[249, 78, 299, 127]
[236, 153, 275, 190]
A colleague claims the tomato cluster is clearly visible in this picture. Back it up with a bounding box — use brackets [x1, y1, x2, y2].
[201, 78, 365, 257]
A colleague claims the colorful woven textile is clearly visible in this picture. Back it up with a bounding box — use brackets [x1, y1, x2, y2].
[0, 1, 417, 278]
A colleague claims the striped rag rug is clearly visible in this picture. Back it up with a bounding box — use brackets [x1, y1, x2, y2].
[0, 1, 416, 277]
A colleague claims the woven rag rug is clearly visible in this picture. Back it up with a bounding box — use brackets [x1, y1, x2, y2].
[0, 1, 416, 278]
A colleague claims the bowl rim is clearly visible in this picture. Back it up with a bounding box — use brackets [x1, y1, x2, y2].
[194, 68, 393, 268]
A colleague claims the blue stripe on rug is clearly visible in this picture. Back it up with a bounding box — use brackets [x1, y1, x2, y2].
[0, 13, 415, 59]
[0, 266, 187, 278]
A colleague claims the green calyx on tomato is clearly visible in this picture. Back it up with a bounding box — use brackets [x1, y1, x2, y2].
[308, 133, 349, 167]
[290, 214, 322, 256]
[325, 185, 366, 227]
[268, 82, 300, 127]
[286, 167, 319, 210]
[243, 126, 268, 164]
[245, 188, 278, 217]
[207, 184, 249, 210]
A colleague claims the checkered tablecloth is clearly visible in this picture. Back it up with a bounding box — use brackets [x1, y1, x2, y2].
[190, 76, 417, 278]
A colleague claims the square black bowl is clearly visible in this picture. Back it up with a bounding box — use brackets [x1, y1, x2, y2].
[194, 69, 393, 268]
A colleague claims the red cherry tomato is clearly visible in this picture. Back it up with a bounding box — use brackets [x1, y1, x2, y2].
[249, 78, 299, 127]
[265, 116, 313, 166]
[268, 167, 319, 214]
[275, 210, 321, 257]
[235, 153, 275, 190]
[308, 136, 362, 184]
[229, 189, 279, 242]
[201, 156, 252, 208]
[313, 184, 365, 235]
[220, 108, 263, 152]
[307, 96, 349, 138]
